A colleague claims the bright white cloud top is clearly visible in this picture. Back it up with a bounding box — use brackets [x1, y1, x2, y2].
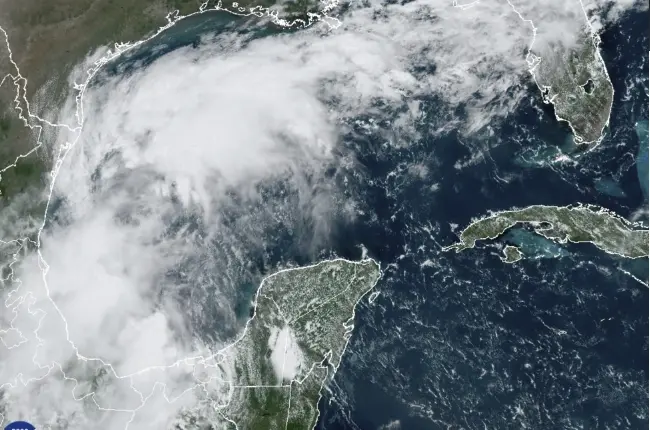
[0, 0, 645, 428]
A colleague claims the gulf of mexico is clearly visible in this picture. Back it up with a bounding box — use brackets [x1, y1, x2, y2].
[79, 7, 649, 428]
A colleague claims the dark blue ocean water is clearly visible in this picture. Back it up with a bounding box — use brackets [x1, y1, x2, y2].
[636, 121, 649, 199]
[316, 10, 649, 430]
[92, 7, 649, 429]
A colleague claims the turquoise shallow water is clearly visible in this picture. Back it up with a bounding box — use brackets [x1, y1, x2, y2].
[77, 8, 649, 430]
[503, 228, 570, 259]
[594, 177, 627, 198]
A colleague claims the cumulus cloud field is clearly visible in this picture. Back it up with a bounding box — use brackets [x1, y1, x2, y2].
[0, 0, 645, 427]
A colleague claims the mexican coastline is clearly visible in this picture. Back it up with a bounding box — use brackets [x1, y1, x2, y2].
[93, 9, 649, 429]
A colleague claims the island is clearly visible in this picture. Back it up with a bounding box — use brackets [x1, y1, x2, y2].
[501, 245, 524, 264]
[444, 204, 649, 259]
[193, 258, 381, 430]
[531, 30, 614, 144]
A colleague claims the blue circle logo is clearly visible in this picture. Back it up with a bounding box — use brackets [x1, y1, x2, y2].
[4, 421, 35, 430]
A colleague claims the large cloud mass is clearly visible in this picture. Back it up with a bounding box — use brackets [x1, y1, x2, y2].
[0, 0, 642, 427]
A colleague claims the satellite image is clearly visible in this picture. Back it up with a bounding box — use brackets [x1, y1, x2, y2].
[0, 0, 647, 429]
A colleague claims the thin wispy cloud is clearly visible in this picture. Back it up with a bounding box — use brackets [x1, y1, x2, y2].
[0, 0, 639, 427]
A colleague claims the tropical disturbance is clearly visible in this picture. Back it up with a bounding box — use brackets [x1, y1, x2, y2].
[0, 0, 648, 428]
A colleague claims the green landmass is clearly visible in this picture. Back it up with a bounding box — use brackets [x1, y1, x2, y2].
[532, 29, 613, 144]
[501, 245, 523, 264]
[214, 259, 381, 430]
[445, 204, 649, 259]
[0, 66, 48, 204]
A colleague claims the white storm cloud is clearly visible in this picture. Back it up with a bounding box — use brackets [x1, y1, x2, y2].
[0, 0, 640, 428]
